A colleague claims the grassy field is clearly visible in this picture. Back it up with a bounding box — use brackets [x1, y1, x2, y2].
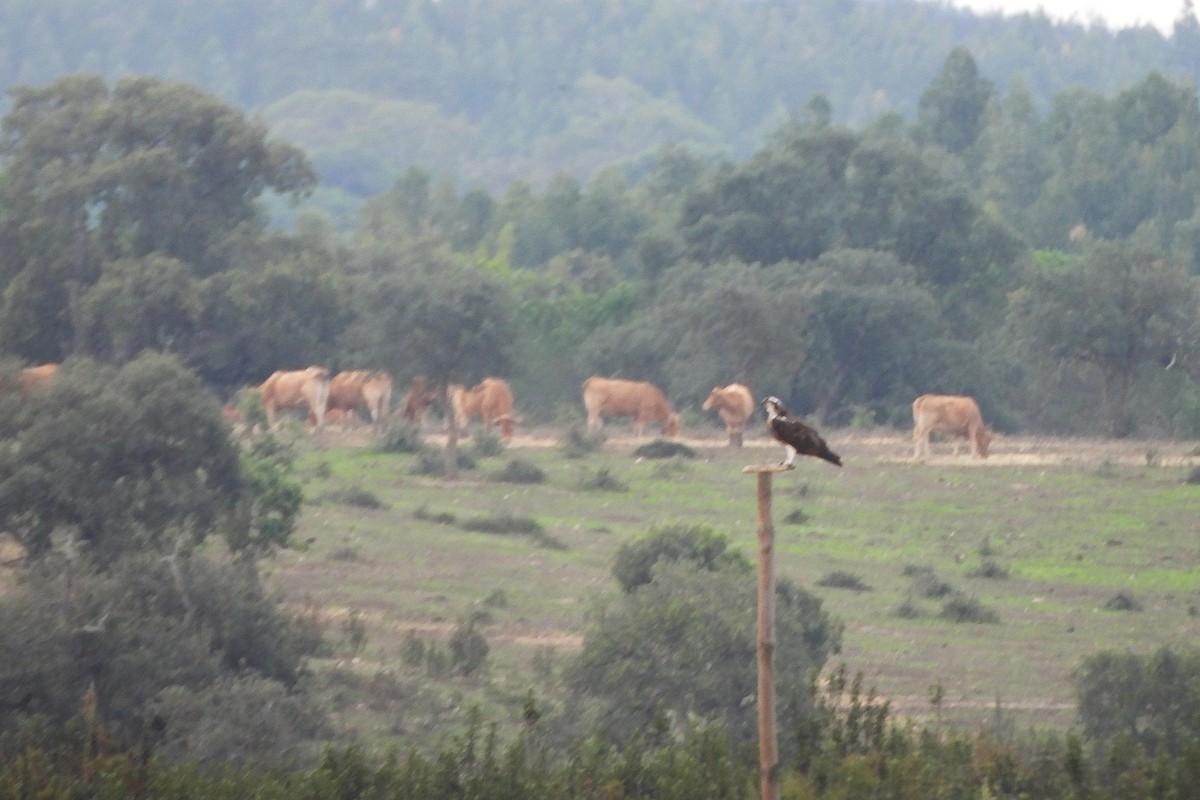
[264, 423, 1200, 747]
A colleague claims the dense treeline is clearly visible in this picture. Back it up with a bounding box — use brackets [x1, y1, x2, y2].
[5, 649, 1200, 800]
[1, 0, 1200, 192]
[1, 66, 1198, 436]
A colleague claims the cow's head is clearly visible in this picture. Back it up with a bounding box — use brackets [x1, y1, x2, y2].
[975, 428, 995, 458]
[491, 413, 521, 441]
[701, 387, 720, 411]
[664, 413, 681, 438]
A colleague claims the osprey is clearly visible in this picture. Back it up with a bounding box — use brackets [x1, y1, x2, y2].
[761, 396, 842, 468]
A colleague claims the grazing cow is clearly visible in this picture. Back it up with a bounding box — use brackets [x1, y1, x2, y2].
[258, 366, 331, 431]
[316, 370, 393, 431]
[582, 376, 680, 438]
[702, 383, 755, 446]
[449, 378, 519, 440]
[399, 375, 439, 425]
[20, 363, 59, 395]
[0, 363, 60, 398]
[912, 394, 994, 459]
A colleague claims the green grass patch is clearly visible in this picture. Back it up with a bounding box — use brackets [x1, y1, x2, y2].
[278, 431, 1200, 749]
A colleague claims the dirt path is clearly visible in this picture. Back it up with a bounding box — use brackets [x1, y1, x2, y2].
[315, 424, 1200, 468]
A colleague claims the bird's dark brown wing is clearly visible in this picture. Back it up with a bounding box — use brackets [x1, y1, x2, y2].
[770, 417, 843, 467]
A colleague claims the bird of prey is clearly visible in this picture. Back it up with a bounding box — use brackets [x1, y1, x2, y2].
[761, 396, 842, 468]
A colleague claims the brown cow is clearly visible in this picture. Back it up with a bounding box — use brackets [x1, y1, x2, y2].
[317, 370, 393, 431]
[19, 363, 59, 395]
[912, 394, 994, 459]
[702, 383, 755, 446]
[582, 376, 680, 438]
[449, 378, 519, 440]
[258, 366, 331, 431]
[0, 362, 59, 398]
[399, 375, 439, 425]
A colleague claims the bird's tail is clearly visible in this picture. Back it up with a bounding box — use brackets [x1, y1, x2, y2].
[819, 445, 843, 467]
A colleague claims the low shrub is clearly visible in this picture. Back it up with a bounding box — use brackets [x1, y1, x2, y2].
[460, 513, 544, 535]
[1104, 591, 1141, 612]
[458, 513, 567, 550]
[374, 423, 425, 454]
[321, 486, 386, 509]
[469, 428, 506, 458]
[967, 559, 1010, 580]
[894, 595, 923, 618]
[938, 594, 999, 624]
[411, 447, 476, 475]
[578, 467, 628, 492]
[782, 509, 810, 525]
[490, 458, 546, 484]
[632, 439, 697, 459]
[562, 424, 605, 458]
[414, 504, 456, 525]
[327, 546, 359, 562]
[816, 570, 871, 592]
[909, 567, 955, 599]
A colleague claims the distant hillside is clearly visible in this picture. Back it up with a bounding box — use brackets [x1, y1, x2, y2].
[2, 0, 1196, 195]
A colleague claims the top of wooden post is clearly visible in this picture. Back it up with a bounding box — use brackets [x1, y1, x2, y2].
[742, 464, 795, 474]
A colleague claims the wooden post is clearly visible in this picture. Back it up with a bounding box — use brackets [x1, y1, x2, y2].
[743, 464, 790, 800]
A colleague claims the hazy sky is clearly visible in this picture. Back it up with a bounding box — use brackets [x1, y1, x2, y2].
[931, 0, 1193, 33]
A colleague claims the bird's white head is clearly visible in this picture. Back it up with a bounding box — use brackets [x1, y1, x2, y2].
[762, 396, 787, 419]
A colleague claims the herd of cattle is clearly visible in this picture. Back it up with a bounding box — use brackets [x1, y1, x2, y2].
[2, 362, 996, 459]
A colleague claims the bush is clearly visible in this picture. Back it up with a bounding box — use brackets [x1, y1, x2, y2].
[1077, 646, 1200, 754]
[612, 524, 750, 594]
[411, 446, 476, 475]
[578, 467, 628, 492]
[490, 458, 546, 484]
[1103, 591, 1141, 611]
[448, 620, 489, 676]
[782, 509, 810, 525]
[567, 560, 840, 748]
[374, 422, 425, 453]
[400, 630, 426, 669]
[816, 570, 871, 591]
[632, 439, 697, 459]
[150, 674, 327, 768]
[562, 424, 605, 458]
[414, 504, 456, 525]
[908, 566, 955, 598]
[967, 559, 1010, 579]
[469, 427, 506, 458]
[460, 513, 544, 536]
[0, 553, 327, 757]
[894, 595, 923, 618]
[938, 594, 999, 624]
[320, 485, 386, 509]
[458, 513, 566, 549]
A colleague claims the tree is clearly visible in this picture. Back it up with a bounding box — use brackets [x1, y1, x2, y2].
[913, 46, 994, 155]
[567, 541, 841, 748]
[793, 250, 946, 424]
[0, 73, 315, 362]
[68, 254, 203, 363]
[0, 553, 326, 763]
[1076, 646, 1200, 756]
[0, 353, 244, 560]
[1006, 244, 1199, 436]
[192, 261, 349, 389]
[611, 524, 750, 594]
